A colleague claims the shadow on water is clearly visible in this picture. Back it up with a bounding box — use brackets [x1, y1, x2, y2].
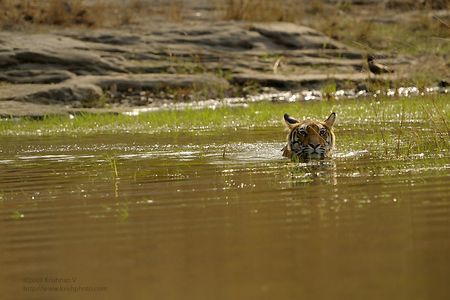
[0, 123, 449, 299]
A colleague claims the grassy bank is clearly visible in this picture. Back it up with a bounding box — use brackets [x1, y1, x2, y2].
[1, 95, 448, 134]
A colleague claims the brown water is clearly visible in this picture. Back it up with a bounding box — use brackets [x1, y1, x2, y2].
[1, 127, 449, 300]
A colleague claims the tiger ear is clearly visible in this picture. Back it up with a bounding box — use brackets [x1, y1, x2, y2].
[324, 112, 336, 127]
[284, 113, 299, 128]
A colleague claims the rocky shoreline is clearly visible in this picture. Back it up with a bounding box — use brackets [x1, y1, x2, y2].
[0, 21, 405, 116]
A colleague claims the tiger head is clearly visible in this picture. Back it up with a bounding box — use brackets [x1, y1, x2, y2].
[282, 112, 336, 160]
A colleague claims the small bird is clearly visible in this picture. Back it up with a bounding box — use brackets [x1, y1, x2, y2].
[367, 55, 394, 75]
[438, 79, 448, 88]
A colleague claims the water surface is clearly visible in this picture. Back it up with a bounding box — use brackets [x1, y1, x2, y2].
[1, 125, 449, 300]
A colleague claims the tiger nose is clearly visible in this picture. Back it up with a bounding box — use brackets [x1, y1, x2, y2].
[309, 143, 320, 149]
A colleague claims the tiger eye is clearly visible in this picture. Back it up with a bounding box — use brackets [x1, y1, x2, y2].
[298, 130, 307, 136]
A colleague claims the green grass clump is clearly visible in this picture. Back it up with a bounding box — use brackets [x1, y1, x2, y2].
[0, 94, 448, 137]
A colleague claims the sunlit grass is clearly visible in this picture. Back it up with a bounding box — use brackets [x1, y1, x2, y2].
[0, 95, 448, 138]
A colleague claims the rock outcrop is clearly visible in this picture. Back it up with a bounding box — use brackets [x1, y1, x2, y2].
[0, 22, 402, 115]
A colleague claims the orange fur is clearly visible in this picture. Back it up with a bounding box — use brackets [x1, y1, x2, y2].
[282, 112, 336, 160]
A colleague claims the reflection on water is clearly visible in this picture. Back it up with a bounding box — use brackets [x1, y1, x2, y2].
[0, 127, 449, 300]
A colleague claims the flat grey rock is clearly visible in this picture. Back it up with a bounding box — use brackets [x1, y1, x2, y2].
[23, 84, 103, 105]
[249, 23, 348, 50]
[0, 69, 75, 84]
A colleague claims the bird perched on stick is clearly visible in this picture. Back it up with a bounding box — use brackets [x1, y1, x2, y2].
[367, 55, 394, 75]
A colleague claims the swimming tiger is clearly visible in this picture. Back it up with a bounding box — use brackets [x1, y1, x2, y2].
[282, 112, 336, 160]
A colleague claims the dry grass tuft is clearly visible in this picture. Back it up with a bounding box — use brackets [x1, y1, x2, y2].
[0, 0, 153, 28]
[223, 0, 304, 22]
[385, 0, 448, 10]
[307, 2, 450, 53]
[0, 0, 93, 27]
[161, 0, 184, 22]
